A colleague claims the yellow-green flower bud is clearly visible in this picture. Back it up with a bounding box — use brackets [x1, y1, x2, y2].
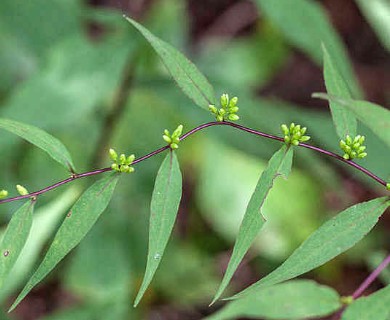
[220, 93, 229, 107]
[109, 148, 118, 161]
[229, 96, 238, 108]
[0, 189, 8, 199]
[163, 135, 172, 143]
[228, 114, 239, 121]
[16, 185, 29, 196]
[387, 183, 390, 191]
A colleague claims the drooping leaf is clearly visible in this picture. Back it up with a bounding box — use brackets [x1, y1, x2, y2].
[355, 0, 390, 52]
[342, 285, 390, 320]
[0, 118, 75, 172]
[231, 197, 390, 299]
[322, 44, 357, 139]
[313, 93, 390, 149]
[125, 16, 215, 109]
[9, 173, 119, 311]
[0, 200, 35, 289]
[134, 151, 182, 306]
[207, 280, 341, 320]
[255, 0, 362, 98]
[211, 145, 293, 304]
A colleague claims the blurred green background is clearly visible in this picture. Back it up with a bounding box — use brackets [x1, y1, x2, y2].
[0, 0, 389, 319]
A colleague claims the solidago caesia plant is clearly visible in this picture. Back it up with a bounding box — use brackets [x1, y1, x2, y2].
[0, 14, 389, 320]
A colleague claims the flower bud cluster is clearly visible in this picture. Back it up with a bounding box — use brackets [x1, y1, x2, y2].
[339, 135, 367, 160]
[209, 93, 239, 122]
[109, 149, 135, 173]
[163, 124, 183, 149]
[281, 123, 310, 146]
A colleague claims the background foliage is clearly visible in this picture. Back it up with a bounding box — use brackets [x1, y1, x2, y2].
[0, 0, 389, 319]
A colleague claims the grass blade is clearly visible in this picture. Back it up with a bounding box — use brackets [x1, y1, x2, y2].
[355, 0, 390, 52]
[0, 200, 35, 289]
[322, 44, 357, 139]
[134, 151, 182, 306]
[255, 0, 362, 98]
[211, 145, 293, 304]
[207, 280, 341, 320]
[125, 17, 215, 109]
[9, 173, 119, 311]
[0, 118, 76, 172]
[231, 197, 390, 299]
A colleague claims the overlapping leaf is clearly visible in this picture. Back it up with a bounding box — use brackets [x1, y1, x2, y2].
[134, 151, 182, 306]
[313, 93, 390, 149]
[125, 17, 215, 109]
[231, 197, 390, 299]
[207, 280, 341, 320]
[9, 173, 119, 311]
[322, 44, 357, 139]
[0, 200, 35, 289]
[211, 145, 293, 303]
[342, 285, 390, 320]
[0, 118, 75, 172]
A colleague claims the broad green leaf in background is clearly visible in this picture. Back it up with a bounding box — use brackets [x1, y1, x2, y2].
[0, 188, 79, 302]
[322, 44, 357, 139]
[313, 94, 390, 149]
[342, 285, 390, 320]
[355, 0, 390, 52]
[0, 200, 34, 289]
[134, 151, 182, 306]
[9, 173, 120, 311]
[211, 145, 293, 304]
[231, 197, 390, 299]
[0, 118, 76, 172]
[125, 17, 215, 109]
[255, 0, 362, 98]
[207, 280, 341, 320]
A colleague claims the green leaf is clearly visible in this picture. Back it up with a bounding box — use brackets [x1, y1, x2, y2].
[0, 188, 79, 302]
[9, 173, 119, 311]
[134, 151, 182, 306]
[231, 197, 390, 299]
[0, 118, 76, 172]
[322, 44, 357, 139]
[313, 94, 390, 149]
[207, 280, 341, 320]
[125, 16, 215, 109]
[255, 0, 362, 98]
[211, 145, 293, 304]
[342, 285, 390, 320]
[355, 0, 390, 52]
[0, 200, 34, 289]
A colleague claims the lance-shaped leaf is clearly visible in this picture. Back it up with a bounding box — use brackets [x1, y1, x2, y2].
[134, 151, 182, 306]
[313, 93, 390, 149]
[342, 285, 390, 320]
[9, 173, 119, 311]
[207, 280, 341, 320]
[0, 118, 75, 172]
[211, 145, 293, 304]
[322, 44, 357, 139]
[254, 0, 362, 98]
[231, 197, 390, 299]
[0, 200, 35, 289]
[125, 17, 215, 109]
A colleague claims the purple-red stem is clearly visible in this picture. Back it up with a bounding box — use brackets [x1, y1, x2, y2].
[0, 121, 387, 204]
[352, 254, 390, 299]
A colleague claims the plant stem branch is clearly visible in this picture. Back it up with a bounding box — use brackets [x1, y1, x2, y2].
[0, 121, 387, 204]
[352, 254, 390, 299]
